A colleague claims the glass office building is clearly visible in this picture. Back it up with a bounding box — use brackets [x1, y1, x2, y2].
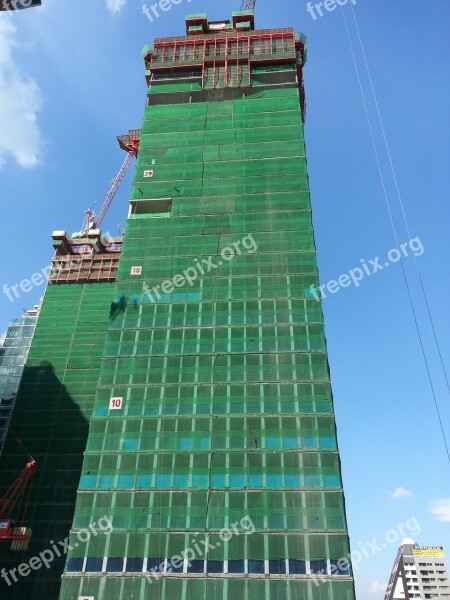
[0, 305, 40, 456]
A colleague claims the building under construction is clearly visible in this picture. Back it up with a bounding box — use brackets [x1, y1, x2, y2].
[0, 232, 123, 597]
[0, 10, 355, 600]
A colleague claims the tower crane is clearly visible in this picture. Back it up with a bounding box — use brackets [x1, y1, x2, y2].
[0, 433, 36, 550]
[73, 131, 141, 239]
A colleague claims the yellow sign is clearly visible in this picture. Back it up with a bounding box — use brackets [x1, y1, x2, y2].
[413, 548, 445, 557]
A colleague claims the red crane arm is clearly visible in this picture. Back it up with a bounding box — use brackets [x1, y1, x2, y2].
[0, 460, 36, 520]
[93, 134, 140, 230]
[92, 152, 135, 230]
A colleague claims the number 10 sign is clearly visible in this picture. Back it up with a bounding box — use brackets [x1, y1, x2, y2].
[109, 397, 123, 410]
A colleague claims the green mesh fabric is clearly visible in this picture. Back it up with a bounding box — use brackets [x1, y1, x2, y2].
[0, 283, 114, 599]
[60, 81, 354, 600]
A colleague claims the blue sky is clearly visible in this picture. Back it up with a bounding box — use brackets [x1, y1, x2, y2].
[0, 0, 449, 597]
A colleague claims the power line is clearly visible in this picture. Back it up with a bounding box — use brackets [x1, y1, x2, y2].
[348, 2, 450, 400]
[340, 7, 450, 466]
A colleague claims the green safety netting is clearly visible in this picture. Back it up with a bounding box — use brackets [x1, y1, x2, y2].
[58, 83, 353, 599]
[0, 283, 114, 600]
[60, 576, 355, 600]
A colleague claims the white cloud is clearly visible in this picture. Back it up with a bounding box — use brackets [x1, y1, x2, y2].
[0, 331, 6, 347]
[368, 581, 387, 594]
[392, 486, 412, 499]
[431, 499, 450, 523]
[0, 19, 43, 168]
[106, 0, 128, 13]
